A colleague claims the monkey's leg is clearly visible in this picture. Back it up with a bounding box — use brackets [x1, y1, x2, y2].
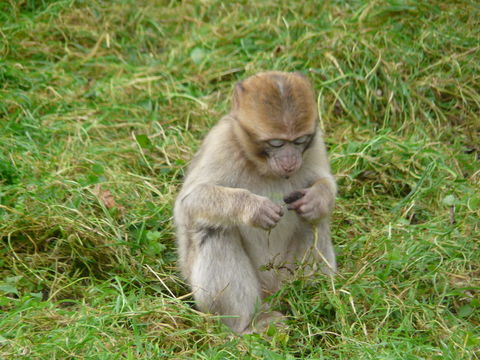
[292, 219, 337, 276]
[190, 228, 261, 333]
[312, 219, 337, 275]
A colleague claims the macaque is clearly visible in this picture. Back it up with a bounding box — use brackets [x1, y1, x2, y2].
[174, 71, 336, 333]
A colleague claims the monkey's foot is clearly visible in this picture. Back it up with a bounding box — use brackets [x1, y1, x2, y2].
[242, 311, 286, 334]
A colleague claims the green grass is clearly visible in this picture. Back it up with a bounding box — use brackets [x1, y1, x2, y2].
[1, 0, 479, 358]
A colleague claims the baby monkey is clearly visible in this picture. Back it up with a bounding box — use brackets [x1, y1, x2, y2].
[174, 71, 336, 333]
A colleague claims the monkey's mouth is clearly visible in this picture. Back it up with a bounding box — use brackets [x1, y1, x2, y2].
[275, 168, 299, 179]
[274, 167, 301, 179]
[268, 158, 302, 179]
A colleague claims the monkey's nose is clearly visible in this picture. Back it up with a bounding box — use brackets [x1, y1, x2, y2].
[281, 161, 296, 173]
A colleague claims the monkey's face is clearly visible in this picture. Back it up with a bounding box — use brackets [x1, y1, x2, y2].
[263, 135, 314, 178]
[231, 71, 318, 178]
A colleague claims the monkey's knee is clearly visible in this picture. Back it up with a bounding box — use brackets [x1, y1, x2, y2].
[190, 233, 262, 333]
[192, 282, 254, 333]
[191, 261, 260, 333]
[303, 222, 336, 276]
[316, 234, 337, 275]
[320, 251, 336, 275]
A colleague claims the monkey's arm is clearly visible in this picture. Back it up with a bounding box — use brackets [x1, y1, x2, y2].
[177, 184, 284, 230]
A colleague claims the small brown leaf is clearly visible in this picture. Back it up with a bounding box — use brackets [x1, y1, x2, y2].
[94, 185, 123, 210]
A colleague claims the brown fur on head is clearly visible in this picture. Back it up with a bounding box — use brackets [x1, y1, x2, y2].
[231, 71, 318, 178]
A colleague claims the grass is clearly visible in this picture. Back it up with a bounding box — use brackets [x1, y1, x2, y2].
[0, 0, 479, 358]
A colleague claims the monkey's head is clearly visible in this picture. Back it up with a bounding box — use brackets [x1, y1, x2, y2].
[231, 71, 318, 178]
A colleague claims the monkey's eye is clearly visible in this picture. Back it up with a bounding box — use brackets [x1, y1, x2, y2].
[293, 136, 310, 145]
[267, 139, 286, 148]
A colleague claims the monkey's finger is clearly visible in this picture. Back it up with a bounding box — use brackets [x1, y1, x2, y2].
[298, 203, 314, 215]
[266, 203, 284, 217]
[260, 216, 279, 229]
[265, 208, 282, 222]
[286, 198, 307, 211]
[274, 205, 284, 217]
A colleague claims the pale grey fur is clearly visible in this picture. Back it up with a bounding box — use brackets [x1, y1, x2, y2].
[174, 117, 336, 333]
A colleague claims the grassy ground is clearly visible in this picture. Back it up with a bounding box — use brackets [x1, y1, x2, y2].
[1, 0, 479, 358]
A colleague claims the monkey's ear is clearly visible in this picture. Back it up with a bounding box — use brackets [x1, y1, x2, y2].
[232, 81, 245, 111]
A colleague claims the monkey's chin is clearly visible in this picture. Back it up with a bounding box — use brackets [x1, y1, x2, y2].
[273, 170, 298, 180]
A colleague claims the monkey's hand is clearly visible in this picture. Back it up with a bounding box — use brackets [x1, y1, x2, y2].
[285, 183, 334, 223]
[247, 196, 284, 230]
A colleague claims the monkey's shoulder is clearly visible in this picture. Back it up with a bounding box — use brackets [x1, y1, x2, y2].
[185, 120, 247, 181]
